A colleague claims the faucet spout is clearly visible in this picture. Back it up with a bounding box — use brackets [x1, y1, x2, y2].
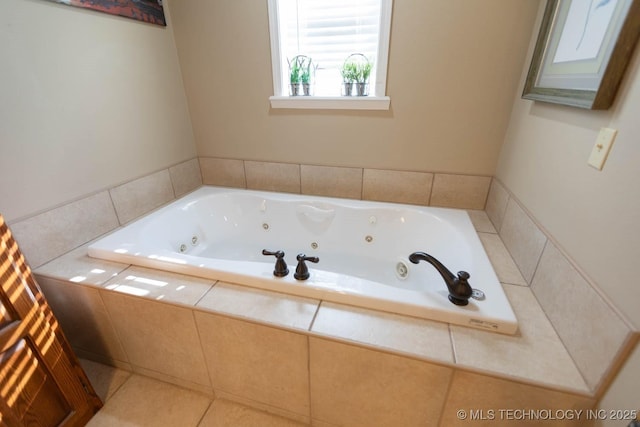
[408, 252, 473, 306]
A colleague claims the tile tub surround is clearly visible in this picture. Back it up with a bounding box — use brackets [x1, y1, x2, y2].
[34, 211, 603, 426]
[199, 156, 492, 209]
[7, 159, 632, 422]
[486, 179, 635, 396]
[7, 157, 202, 269]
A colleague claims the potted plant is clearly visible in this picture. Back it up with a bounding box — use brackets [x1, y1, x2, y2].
[289, 56, 302, 96]
[355, 61, 373, 96]
[301, 59, 312, 96]
[341, 54, 372, 96]
[288, 55, 314, 96]
[340, 60, 358, 96]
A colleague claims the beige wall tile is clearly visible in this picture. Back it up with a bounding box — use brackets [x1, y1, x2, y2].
[103, 266, 213, 306]
[245, 161, 301, 193]
[362, 169, 432, 205]
[200, 157, 247, 188]
[477, 233, 527, 286]
[35, 243, 129, 287]
[195, 312, 310, 416]
[169, 158, 202, 197]
[531, 242, 631, 391]
[100, 292, 211, 387]
[9, 191, 119, 268]
[196, 283, 319, 331]
[468, 210, 497, 233]
[498, 198, 547, 283]
[485, 179, 510, 231]
[199, 399, 307, 427]
[301, 165, 362, 199]
[37, 278, 129, 364]
[451, 285, 588, 393]
[430, 174, 491, 210]
[86, 375, 211, 427]
[309, 337, 453, 426]
[109, 169, 175, 224]
[311, 302, 453, 364]
[439, 370, 595, 427]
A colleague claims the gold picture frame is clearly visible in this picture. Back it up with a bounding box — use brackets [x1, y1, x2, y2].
[522, 0, 640, 109]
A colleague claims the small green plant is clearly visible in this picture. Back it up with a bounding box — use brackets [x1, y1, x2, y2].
[301, 61, 311, 84]
[289, 57, 302, 84]
[341, 61, 359, 83]
[357, 61, 373, 83]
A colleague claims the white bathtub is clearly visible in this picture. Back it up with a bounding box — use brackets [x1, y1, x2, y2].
[88, 186, 517, 334]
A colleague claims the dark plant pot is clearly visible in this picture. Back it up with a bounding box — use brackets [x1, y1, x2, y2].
[290, 83, 301, 96]
[355, 82, 369, 96]
[302, 83, 311, 96]
[342, 82, 354, 96]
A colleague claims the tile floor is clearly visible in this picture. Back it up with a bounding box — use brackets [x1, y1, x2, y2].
[81, 359, 307, 427]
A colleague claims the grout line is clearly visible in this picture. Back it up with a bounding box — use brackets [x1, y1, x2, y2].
[435, 369, 457, 427]
[195, 401, 214, 427]
[308, 301, 323, 332]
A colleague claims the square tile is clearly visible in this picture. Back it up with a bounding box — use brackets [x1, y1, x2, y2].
[169, 158, 202, 197]
[86, 375, 211, 427]
[195, 312, 310, 417]
[485, 179, 510, 231]
[451, 284, 589, 393]
[531, 241, 631, 391]
[103, 266, 213, 306]
[109, 170, 175, 224]
[245, 161, 300, 193]
[430, 174, 491, 210]
[200, 157, 246, 188]
[199, 399, 307, 427]
[439, 370, 595, 427]
[498, 198, 547, 283]
[79, 359, 131, 402]
[9, 191, 119, 268]
[477, 233, 527, 286]
[301, 165, 362, 199]
[100, 292, 211, 387]
[37, 277, 129, 363]
[196, 282, 319, 331]
[309, 337, 452, 426]
[362, 169, 432, 205]
[311, 302, 453, 364]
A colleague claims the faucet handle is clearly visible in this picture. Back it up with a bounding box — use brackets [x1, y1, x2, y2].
[262, 249, 289, 277]
[294, 253, 319, 281]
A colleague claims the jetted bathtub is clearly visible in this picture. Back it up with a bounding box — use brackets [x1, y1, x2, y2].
[88, 186, 517, 334]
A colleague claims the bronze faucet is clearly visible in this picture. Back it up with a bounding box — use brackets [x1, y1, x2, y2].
[408, 251, 473, 306]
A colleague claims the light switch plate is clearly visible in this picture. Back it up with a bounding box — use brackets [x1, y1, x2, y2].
[588, 127, 617, 170]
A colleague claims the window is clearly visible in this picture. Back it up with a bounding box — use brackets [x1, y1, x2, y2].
[267, 0, 393, 110]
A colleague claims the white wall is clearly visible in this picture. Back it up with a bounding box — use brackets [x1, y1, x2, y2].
[496, 4, 640, 330]
[168, 0, 540, 176]
[0, 0, 196, 223]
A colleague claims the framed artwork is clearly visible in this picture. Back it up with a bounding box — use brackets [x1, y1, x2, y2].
[44, 0, 166, 26]
[522, 0, 640, 109]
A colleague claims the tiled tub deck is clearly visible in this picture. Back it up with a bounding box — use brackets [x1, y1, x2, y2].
[35, 210, 600, 427]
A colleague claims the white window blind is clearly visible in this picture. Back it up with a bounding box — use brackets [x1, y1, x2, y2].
[274, 0, 385, 97]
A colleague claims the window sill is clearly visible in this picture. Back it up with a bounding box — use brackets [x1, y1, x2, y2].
[269, 96, 390, 110]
